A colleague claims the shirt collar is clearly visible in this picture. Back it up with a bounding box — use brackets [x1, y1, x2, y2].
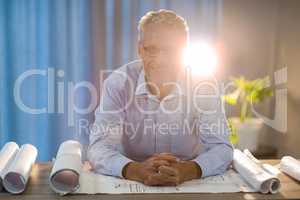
[135, 66, 186, 98]
[135, 67, 149, 96]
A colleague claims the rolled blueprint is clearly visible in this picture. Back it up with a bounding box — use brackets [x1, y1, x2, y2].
[243, 149, 281, 176]
[233, 149, 280, 194]
[2, 144, 38, 194]
[49, 140, 82, 195]
[280, 156, 300, 181]
[0, 142, 19, 191]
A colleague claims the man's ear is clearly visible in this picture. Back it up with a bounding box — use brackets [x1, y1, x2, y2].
[138, 41, 143, 59]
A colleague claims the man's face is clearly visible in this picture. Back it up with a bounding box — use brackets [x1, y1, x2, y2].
[138, 24, 187, 83]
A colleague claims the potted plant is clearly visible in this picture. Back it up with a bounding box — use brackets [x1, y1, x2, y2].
[224, 76, 273, 151]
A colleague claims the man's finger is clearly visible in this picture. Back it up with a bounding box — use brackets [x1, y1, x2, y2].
[144, 165, 157, 172]
[153, 153, 177, 159]
[158, 165, 178, 176]
[152, 154, 179, 163]
[152, 173, 179, 186]
[145, 173, 179, 186]
[151, 160, 170, 168]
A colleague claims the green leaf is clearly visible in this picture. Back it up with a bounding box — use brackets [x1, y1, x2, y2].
[227, 119, 238, 145]
[224, 76, 273, 119]
[230, 132, 239, 145]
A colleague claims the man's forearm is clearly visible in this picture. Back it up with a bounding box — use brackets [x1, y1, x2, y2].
[173, 161, 202, 181]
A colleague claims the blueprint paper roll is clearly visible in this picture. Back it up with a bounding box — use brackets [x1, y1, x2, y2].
[0, 142, 19, 191]
[243, 149, 281, 176]
[233, 149, 280, 194]
[2, 144, 38, 194]
[49, 140, 82, 195]
[280, 156, 300, 181]
[262, 163, 281, 177]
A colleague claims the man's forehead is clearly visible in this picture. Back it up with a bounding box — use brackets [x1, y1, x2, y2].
[141, 24, 187, 45]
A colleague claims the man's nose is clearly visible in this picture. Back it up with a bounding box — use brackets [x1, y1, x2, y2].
[152, 52, 168, 65]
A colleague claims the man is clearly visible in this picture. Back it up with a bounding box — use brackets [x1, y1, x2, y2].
[88, 9, 233, 186]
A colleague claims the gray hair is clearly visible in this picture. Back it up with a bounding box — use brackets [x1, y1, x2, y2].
[138, 9, 189, 41]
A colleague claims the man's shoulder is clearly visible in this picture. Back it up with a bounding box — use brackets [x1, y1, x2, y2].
[117, 59, 143, 77]
[104, 60, 143, 90]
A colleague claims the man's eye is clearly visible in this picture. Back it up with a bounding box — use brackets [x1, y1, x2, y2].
[144, 46, 179, 56]
[144, 47, 159, 54]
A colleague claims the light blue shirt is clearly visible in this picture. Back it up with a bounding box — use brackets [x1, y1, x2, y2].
[87, 60, 233, 178]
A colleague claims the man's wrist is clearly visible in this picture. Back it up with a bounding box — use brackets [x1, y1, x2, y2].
[122, 162, 142, 181]
[184, 161, 202, 179]
[191, 161, 202, 178]
[122, 162, 132, 178]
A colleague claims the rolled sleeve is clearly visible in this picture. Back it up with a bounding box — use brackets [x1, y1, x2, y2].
[92, 151, 133, 178]
[193, 144, 233, 177]
[110, 154, 133, 178]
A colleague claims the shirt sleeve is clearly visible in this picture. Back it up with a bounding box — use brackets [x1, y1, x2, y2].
[192, 78, 233, 178]
[87, 77, 133, 178]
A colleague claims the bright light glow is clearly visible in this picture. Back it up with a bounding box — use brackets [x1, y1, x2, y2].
[183, 42, 218, 76]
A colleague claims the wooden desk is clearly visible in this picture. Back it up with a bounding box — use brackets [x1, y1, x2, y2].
[0, 160, 300, 200]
